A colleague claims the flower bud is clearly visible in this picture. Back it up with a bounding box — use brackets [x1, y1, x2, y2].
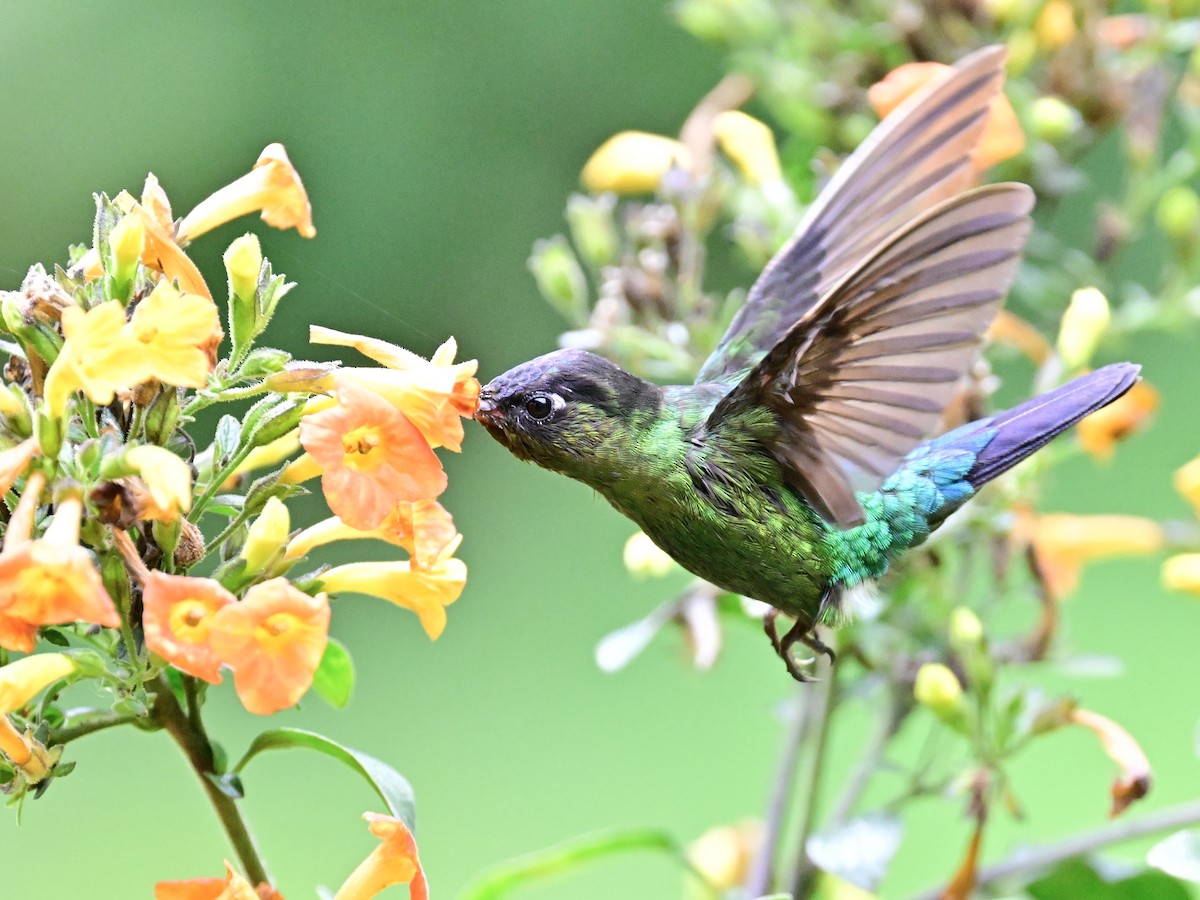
[1056, 287, 1110, 369]
[240, 496, 291, 576]
[713, 110, 782, 184]
[1035, 0, 1076, 48]
[1031, 96, 1081, 144]
[224, 233, 263, 304]
[528, 235, 588, 323]
[565, 193, 620, 270]
[623, 530, 675, 578]
[1162, 553, 1200, 596]
[914, 662, 967, 728]
[949, 607, 983, 647]
[581, 132, 691, 195]
[106, 214, 145, 302]
[686, 822, 762, 891]
[1156, 186, 1200, 244]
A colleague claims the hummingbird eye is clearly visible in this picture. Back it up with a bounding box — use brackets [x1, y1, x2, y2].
[523, 393, 557, 421]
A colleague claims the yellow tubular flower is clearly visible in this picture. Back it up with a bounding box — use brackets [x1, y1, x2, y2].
[1031, 513, 1164, 599]
[0, 653, 77, 769]
[229, 431, 301, 481]
[240, 497, 291, 575]
[1057, 287, 1110, 370]
[1163, 554, 1200, 596]
[581, 132, 692, 194]
[223, 233, 263, 302]
[113, 189, 212, 300]
[713, 110, 782, 184]
[176, 143, 315, 242]
[321, 549, 466, 639]
[126, 445, 193, 521]
[1068, 708, 1151, 817]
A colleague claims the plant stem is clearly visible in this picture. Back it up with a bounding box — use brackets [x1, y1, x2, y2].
[745, 685, 811, 897]
[789, 655, 839, 898]
[152, 674, 270, 885]
[51, 711, 139, 744]
[912, 799, 1200, 899]
[828, 684, 905, 827]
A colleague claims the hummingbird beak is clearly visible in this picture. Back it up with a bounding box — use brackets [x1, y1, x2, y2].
[474, 387, 507, 435]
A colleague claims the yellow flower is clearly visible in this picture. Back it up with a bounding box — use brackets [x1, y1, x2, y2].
[43, 303, 144, 416]
[1173, 456, 1200, 517]
[223, 234, 263, 302]
[1057, 287, 1110, 370]
[0, 653, 76, 775]
[623, 530, 676, 578]
[913, 662, 965, 722]
[321, 546, 466, 639]
[114, 181, 213, 300]
[1068, 708, 1150, 817]
[240, 497, 291, 576]
[126, 445, 193, 521]
[868, 61, 1024, 170]
[686, 822, 762, 891]
[177, 143, 315, 242]
[1036, 0, 1077, 49]
[1029, 513, 1164, 599]
[129, 281, 222, 387]
[1163, 554, 1200, 596]
[713, 110, 782, 184]
[310, 328, 480, 451]
[1077, 380, 1159, 460]
[581, 132, 692, 194]
[333, 813, 427, 900]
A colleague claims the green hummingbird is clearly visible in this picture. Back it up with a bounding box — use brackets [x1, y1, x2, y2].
[475, 46, 1138, 679]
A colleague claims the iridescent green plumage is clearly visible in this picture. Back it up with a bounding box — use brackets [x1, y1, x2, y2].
[475, 47, 1139, 678]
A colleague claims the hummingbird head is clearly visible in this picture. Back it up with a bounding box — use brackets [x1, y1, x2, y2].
[475, 348, 662, 479]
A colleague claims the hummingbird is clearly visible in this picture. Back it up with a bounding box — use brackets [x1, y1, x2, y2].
[475, 46, 1138, 679]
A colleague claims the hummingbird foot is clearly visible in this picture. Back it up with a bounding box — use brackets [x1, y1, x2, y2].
[763, 607, 836, 682]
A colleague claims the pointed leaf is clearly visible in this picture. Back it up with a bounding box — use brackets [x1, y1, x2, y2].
[311, 638, 355, 709]
[1148, 830, 1200, 884]
[233, 727, 414, 829]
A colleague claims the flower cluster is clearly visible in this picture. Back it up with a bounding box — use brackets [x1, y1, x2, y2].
[0, 143, 473, 899]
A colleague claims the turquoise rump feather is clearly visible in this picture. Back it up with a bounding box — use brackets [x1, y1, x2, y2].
[475, 47, 1139, 679]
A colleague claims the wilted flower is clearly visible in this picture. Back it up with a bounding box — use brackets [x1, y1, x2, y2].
[208, 579, 330, 715]
[321, 543, 466, 639]
[1028, 513, 1164, 599]
[333, 813, 427, 900]
[142, 572, 236, 684]
[298, 377, 447, 530]
[581, 132, 692, 194]
[868, 61, 1024, 170]
[1076, 380, 1159, 459]
[1068, 708, 1151, 817]
[114, 180, 212, 299]
[177, 143, 315, 242]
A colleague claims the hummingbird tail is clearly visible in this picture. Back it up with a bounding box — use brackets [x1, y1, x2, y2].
[961, 362, 1141, 489]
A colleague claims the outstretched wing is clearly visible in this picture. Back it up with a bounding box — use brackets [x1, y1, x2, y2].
[696, 45, 1008, 384]
[707, 183, 1034, 528]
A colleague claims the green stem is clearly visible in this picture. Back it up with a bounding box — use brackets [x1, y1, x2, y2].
[51, 711, 139, 744]
[912, 799, 1200, 899]
[189, 444, 256, 523]
[152, 674, 270, 885]
[789, 654, 839, 897]
[828, 685, 906, 827]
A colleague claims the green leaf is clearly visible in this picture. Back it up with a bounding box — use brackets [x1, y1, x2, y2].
[312, 638, 355, 709]
[457, 827, 715, 900]
[1028, 857, 1192, 900]
[1148, 830, 1200, 883]
[233, 727, 415, 829]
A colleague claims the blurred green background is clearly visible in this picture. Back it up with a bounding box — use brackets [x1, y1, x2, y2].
[1, 2, 1197, 897]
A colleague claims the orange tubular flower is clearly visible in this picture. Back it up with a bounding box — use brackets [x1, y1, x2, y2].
[176, 143, 315, 243]
[208, 579, 330, 715]
[0, 437, 39, 496]
[1029, 513, 1165, 599]
[115, 179, 212, 299]
[0, 494, 120, 650]
[310, 328, 481, 451]
[0, 653, 77, 768]
[142, 572, 236, 683]
[1077, 380, 1159, 460]
[868, 61, 1024, 170]
[333, 813, 428, 900]
[321, 546, 466, 640]
[155, 862, 277, 900]
[286, 499, 458, 570]
[299, 377, 447, 530]
[1068, 708, 1151, 817]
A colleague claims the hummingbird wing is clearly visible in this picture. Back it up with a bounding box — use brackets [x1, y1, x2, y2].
[706, 183, 1034, 528]
[696, 45, 1008, 384]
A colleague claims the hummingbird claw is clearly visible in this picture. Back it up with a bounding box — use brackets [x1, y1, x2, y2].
[763, 607, 836, 682]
